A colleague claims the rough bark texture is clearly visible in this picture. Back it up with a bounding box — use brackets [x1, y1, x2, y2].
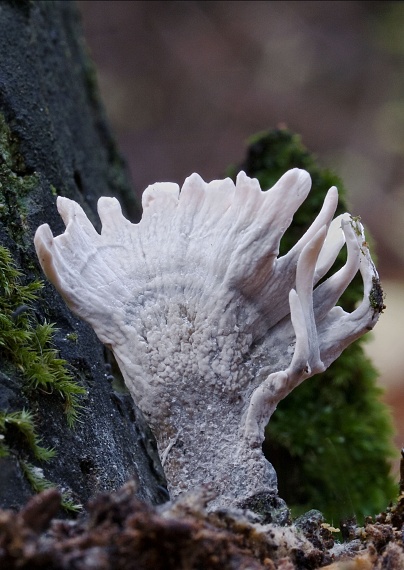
[0, 0, 166, 511]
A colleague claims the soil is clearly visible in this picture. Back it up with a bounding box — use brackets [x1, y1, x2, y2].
[1, 478, 404, 570]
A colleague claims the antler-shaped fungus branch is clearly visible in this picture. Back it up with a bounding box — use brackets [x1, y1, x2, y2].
[34, 169, 382, 508]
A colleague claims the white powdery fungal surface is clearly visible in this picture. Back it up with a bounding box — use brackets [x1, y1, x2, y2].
[34, 169, 382, 508]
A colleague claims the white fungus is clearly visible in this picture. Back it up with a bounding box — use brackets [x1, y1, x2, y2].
[34, 169, 382, 508]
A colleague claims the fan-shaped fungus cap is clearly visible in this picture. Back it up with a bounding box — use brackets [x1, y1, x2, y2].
[34, 170, 382, 508]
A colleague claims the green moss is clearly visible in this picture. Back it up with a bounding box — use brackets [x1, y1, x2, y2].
[21, 461, 82, 513]
[0, 114, 26, 171]
[229, 128, 396, 523]
[0, 245, 85, 511]
[0, 245, 86, 425]
[0, 113, 40, 245]
[0, 409, 55, 462]
[66, 332, 78, 343]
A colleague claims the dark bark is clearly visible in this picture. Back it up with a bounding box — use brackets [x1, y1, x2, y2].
[0, 0, 166, 511]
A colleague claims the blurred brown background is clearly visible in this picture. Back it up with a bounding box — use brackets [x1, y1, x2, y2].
[78, 0, 404, 476]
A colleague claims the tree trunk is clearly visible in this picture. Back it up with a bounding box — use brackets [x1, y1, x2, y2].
[0, 0, 166, 511]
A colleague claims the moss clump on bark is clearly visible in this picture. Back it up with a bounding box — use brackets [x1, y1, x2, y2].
[0, 245, 85, 510]
[229, 128, 396, 523]
[0, 409, 55, 462]
[0, 245, 86, 426]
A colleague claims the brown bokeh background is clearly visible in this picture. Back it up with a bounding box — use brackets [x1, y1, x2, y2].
[78, 1, 404, 476]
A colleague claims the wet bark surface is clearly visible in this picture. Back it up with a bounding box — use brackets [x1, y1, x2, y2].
[0, 0, 166, 512]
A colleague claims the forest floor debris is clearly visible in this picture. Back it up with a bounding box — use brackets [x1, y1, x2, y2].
[1, 480, 404, 570]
